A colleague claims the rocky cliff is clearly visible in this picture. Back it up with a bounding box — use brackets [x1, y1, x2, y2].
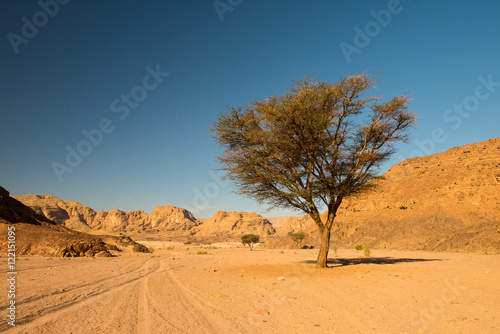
[0, 186, 112, 257]
[195, 210, 276, 239]
[14, 195, 199, 234]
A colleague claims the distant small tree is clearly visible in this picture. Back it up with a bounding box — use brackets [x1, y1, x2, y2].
[241, 234, 260, 250]
[212, 74, 416, 268]
[290, 232, 306, 247]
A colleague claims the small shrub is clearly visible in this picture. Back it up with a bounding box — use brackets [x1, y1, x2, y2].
[186, 247, 190, 251]
[197, 251, 208, 255]
[148, 248, 155, 253]
[184, 241, 192, 245]
[241, 234, 260, 250]
[47, 258, 53, 260]
[364, 247, 371, 257]
[355, 245, 363, 251]
[279, 251, 284, 253]
[331, 245, 338, 255]
[166, 246, 175, 251]
[290, 232, 305, 246]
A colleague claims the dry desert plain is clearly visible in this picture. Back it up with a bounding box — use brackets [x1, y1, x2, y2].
[1, 244, 499, 334]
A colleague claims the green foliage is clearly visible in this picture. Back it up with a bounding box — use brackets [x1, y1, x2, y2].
[355, 245, 364, 251]
[184, 241, 192, 245]
[241, 234, 260, 250]
[197, 251, 208, 255]
[290, 232, 306, 245]
[166, 246, 175, 251]
[331, 245, 338, 255]
[364, 247, 371, 257]
[211, 74, 416, 268]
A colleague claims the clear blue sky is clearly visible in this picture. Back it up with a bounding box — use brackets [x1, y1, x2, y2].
[1, 0, 499, 218]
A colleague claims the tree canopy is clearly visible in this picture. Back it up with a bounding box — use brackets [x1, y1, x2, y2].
[212, 74, 416, 267]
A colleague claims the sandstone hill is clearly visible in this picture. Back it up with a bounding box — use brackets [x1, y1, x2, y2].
[269, 138, 500, 253]
[0, 186, 110, 257]
[1, 186, 150, 257]
[14, 196, 275, 240]
[268, 215, 312, 236]
[193, 211, 276, 240]
[15, 195, 199, 235]
[14, 194, 96, 232]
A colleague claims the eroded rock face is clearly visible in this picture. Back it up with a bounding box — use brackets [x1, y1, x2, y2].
[195, 210, 276, 238]
[15, 195, 199, 234]
[62, 239, 112, 257]
[14, 195, 95, 232]
[0, 188, 115, 257]
[92, 209, 148, 232]
[0, 186, 9, 198]
[147, 205, 198, 231]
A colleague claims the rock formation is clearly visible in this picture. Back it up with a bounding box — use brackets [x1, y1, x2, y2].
[195, 210, 276, 239]
[14, 195, 199, 234]
[14, 195, 96, 232]
[147, 205, 198, 231]
[0, 186, 112, 257]
[92, 209, 148, 232]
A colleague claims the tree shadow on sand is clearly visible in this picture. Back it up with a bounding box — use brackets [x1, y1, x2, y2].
[302, 257, 444, 267]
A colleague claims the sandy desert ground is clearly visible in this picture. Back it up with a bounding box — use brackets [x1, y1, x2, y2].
[1, 245, 499, 334]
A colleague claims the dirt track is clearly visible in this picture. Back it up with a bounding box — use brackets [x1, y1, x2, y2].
[1, 247, 499, 333]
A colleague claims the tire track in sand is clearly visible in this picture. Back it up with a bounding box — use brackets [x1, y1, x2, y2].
[2, 258, 163, 334]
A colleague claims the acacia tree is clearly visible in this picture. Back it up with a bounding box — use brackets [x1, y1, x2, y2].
[241, 234, 260, 250]
[211, 74, 416, 268]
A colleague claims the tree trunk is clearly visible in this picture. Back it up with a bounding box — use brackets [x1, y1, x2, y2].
[316, 227, 331, 268]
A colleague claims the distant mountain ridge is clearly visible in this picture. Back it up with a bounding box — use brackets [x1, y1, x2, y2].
[13, 137, 500, 252]
[14, 195, 276, 239]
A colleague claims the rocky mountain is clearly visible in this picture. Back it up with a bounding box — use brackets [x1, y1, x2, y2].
[92, 209, 148, 232]
[270, 138, 500, 253]
[147, 205, 198, 231]
[268, 215, 313, 236]
[15, 195, 276, 239]
[14, 195, 199, 234]
[14, 194, 96, 232]
[194, 210, 276, 239]
[0, 186, 110, 257]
